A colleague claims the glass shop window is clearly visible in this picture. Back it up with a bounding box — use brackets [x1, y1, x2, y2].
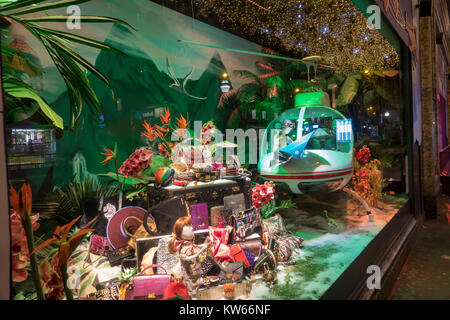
[2, 0, 411, 302]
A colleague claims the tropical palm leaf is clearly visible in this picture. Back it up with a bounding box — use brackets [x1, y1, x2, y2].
[4, 77, 64, 128]
[336, 74, 361, 106]
[19, 15, 134, 30]
[256, 61, 275, 72]
[266, 75, 284, 91]
[1, 0, 133, 130]
[0, 0, 91, 14]
[259, 71, 280, 80]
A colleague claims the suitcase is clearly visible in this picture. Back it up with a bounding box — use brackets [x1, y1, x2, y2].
[146, 178, 252, 212]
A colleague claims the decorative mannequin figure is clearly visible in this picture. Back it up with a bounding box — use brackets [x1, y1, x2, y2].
[168, 216, 208, 298]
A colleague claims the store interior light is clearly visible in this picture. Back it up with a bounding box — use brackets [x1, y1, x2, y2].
[385, 112, 390, 117]
[220, 79, 231, 93]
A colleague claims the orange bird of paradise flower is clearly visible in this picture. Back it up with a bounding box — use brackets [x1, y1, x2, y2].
[32, 216, 94, 269]
[175, 114, 189, 130]
[160, 108, 171, 127]
[9, 184, 32, 219]
[101, 144, 117, 165]
[142, 120, 157, 141]
[154, 124, 170, 139]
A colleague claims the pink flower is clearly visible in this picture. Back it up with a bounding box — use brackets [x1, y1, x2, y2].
[10, 210, 39, 282]
[39, 255, 65, 300]
[252, 181, 275, 209]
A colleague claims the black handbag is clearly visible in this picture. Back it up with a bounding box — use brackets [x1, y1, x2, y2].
[201, 255, 222, 277]
[252, 249, 277, 274]
[143, 196, 189, 236]
[108, 245, 134, 267]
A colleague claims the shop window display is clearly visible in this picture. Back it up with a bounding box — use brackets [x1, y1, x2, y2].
[4, 0, 409, 300]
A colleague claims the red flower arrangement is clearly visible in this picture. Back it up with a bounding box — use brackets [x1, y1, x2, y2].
[118, 147, 153, 178]
[354, 145, 371, 164]
[352, 145, 384, 206]
[252, 181, 275, 210]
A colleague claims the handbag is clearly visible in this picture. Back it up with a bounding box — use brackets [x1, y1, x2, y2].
[220, 208, 233, 226]
[156, 237, 180, 275]
[252, 249, 277, 274]
[201, 255, 222, 277]
[125, 265, 171, 300]
[263, 214, 290, 238]
[223, 193, 246, 213]
[238, 238, 263, 258]
[143, 197, 189, 236]
[218, 261, 244, 284]
[123, 215, 157, 250]
[120, 258, 137, 272]
[107, 245, 134, 267]
[230, 207, 262, 242]
[89, 234, 111, 256]
[208, 226, 233, 261]
[190, 203, 209, 231]
[275, 236, 304, 262]
[230, 244, 251, 268]
[210, 206, 224, 227]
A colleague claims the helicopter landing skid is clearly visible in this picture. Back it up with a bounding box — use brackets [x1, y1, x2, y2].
[343, 187, 372, 216]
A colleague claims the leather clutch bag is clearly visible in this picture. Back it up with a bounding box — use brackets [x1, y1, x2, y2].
[108, 245, 134, 267]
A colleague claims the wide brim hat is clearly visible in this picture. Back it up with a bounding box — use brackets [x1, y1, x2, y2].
[106, 206, 147, 250]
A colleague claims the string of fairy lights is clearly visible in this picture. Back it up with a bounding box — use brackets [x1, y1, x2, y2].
[192, 0, 399, 73]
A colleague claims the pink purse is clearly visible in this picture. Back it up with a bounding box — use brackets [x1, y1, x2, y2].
[125, 265, 171, 300]
[190, 203, 209, 231]
[89, 234, 111, 256]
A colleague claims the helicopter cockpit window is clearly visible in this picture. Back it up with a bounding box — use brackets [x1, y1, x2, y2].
[260, 105, 353, 169]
